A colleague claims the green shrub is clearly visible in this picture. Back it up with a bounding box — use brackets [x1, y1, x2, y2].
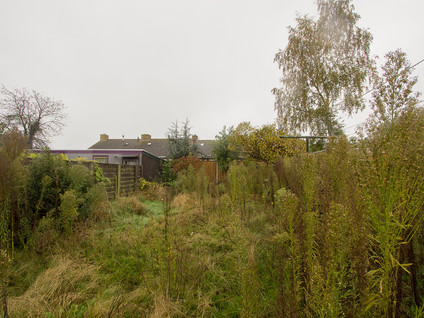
[0, 131, 28, 257]
[2, 152, 109, 249]
[158, 161, 177, 184]
[68, 164, 94, 196]
[81, 183, 110, 221]
[33, 215, 58, 253]
[27, 152, 71, 219]
[227, 162, 250, 217]
[212, 125, 240, 172]
[59, 190, 80, 234]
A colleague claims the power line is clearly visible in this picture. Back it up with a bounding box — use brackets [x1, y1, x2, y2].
[345, 122, 362, 130]
[357, 57, 424, 100]
[344, 99, 424, 136]
[333, 57, 424, 110]
[340, 57, 424, 135]
[410, 58, 424, 69]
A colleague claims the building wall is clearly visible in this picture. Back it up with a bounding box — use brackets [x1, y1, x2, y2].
[44, 150, 145, 165]
[142, 153, 162, 180]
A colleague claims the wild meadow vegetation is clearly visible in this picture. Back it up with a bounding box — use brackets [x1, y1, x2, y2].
[1, 1, 423, 316]
[0, 104, 423, 317]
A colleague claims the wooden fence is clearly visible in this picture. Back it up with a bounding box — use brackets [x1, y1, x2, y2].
[27, 154, 161, 199]
[99, 164, 142, 199]
[198, 161, 226, 184]
[82, 160, 224, 199]
[80, 162, 144, 199]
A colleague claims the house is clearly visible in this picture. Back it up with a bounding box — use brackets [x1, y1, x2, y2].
[34, 148, 162, 180]
[89, 133, 216, 160]
[88, 133, 224, 183]
[44, 148, 158, 165]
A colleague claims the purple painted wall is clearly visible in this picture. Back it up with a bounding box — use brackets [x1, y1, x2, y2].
[33, 149, 159, 165]
[32, 149, 162, 180]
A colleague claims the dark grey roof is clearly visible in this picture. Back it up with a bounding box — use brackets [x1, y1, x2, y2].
[89, 138, 215, 159]
[195, 140, 216, 159]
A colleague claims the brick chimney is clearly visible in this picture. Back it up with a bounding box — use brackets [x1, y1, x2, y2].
[100, 133, 109, 141]
[192, 134, 198, 142]
[141, 134, 151, 141]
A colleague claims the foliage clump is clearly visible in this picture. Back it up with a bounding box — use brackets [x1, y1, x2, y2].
[0, 144, 110, 255]
[212, 126, 240, 172]
[231, 122, 304, 162]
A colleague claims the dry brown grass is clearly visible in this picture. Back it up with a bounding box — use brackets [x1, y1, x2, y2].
[148, 294, 185, 318]
[171, 193, 195, 208]
[81, 285, 150, 317]
[142, 183, 167, 201]
[114, 196, 146, 215]
[8, 256, 99, 317]
[90, 197, 113, 223]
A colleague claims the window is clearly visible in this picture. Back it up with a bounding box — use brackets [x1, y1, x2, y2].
[93, 156, 108, 163]
[122, 157, 139, 165]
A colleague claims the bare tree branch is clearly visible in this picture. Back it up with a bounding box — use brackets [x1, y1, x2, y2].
[0, 85, 67, 148]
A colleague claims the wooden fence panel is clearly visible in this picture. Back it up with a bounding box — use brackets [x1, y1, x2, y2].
[120, 165, 138, 196]
[84, 163, 142, 199]
[98, 163, 119, 198]
[197, 161, 226, 184]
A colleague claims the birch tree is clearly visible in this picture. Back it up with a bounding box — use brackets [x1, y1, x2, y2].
[273, 0, 374, 136]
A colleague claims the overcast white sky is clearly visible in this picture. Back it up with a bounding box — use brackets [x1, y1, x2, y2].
[0, 0, 423, 149]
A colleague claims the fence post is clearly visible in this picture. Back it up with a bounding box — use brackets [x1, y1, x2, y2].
[116, 164, 121, 197]
[216, 161, 219, 184]
[134, 165, 138, 193]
